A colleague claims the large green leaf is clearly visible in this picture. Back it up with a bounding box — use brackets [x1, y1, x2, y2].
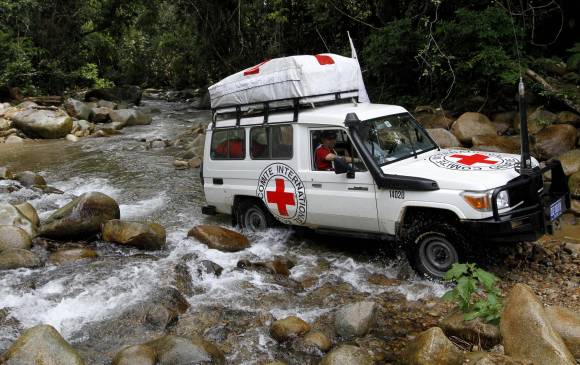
[443, 263, 468, 281]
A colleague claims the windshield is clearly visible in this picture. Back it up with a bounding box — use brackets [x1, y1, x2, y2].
[358, 113, 437, 166]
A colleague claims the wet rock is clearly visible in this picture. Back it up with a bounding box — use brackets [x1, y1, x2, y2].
[191, 134, 205, 157]
[151, 286, 190, 314]
[13, 202, 39, 228]
[72, 119, 94, 135]
[0, 225, 32, 251]
[472, 135, 519, 154]
[109, 109, 152, 127]
[439, 312, 501, 348]
[11, 108, 73, 139]
[127, 110, 152, 126]
[0, 203, 37, 238]
[187, 225, 250, 252]
[0, 248, 42, 270]
[237, 258, 292, 276]
[320, 344, 374, 365]
[0, 324, 85, 364]
[556, 111, 580, 127]
[64, 98, 92, 120]
[173, 263, 195, 296]
[49, 248, 98, 265]
[367, 274, 401, 286]
[66, 134, 80, 142]
[270, 316, 311, 342]
[545, 306, 580, 358]
[463, 352, 532, 365]
[299, 330, 332, 353]
[188, 157, 202, 168]
[112, 344, 156, 365]
[264, 362, 287, 365]
[0, 167, 14, 180]
[403, 327, 463, 365]
[14, 171, 46, 187]
[33, 185, 64, 195]
[146, 335, 225, 365]
[500, 283, 575, 365]
[451, 112, 497, 145]
[85, 85, 142, 106]
[102, 219, 166, 250]
[40, 192, 120, 239]
[173, 160, 189, 169]
[426, 129, 461, 148]
[198, 260, 223, 277]
[145, 303, 178, 329]
[335, 301, 376, 338]
[90, 107, 112, 123]
[5, 135, 23, 144]
[557, 149, 580, 176]
[534, 124, 577, 160]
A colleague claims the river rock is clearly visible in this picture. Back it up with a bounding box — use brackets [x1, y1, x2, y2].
[11, 108, 73, 139]
[451, 112, 497, 145]
[500, 283, 575, 365]
[514, 107, 554, 135]
[151, 286, 190, 314]
[64, 98, 92, 120]
[0, 225, 32, 251]
[40, 192, 120, 239]
[49, 248, 98, 265]
[0, 324, 84, 364]
[557, 149, 580, 176]
[492, 111, 516, 134]
[197, 260, 223, 277]
[187, 225, 250, 252]
[0, 167, 14, 180]
[127, 110, 152, 126]
[270, 316, 310, 342]
[439, 312, 501, 348]
[85, 85, 142, 106]
[66, 134, 79, 142]
[102, 220, 166, 250]
[335, 301, 376, 338]
[191, 134, 205, 157]
[0, 248, 42, 270]
[0, 118, 10, 130]
[463, 352, 532, 365]
[14, 171, 46, 187]
[320, 345, 374, 365]
[404, 327, 463, 365]
[146, 335, 225, 365]
[545, 306, 580, 358]
[570, 172, 580, 198]
[416, 113, 454, 130]
[556, 111, 580, 127]
[300, 331, 332, 352]
[90, 107, 112, 123]
[426, 129, 461, 148]
[145, 303, 179, 329]
[0, 203, 37, 238]
[17, 101, 37, 109]
[472, 135, 519, 154]
[5, 135, 23, 144]
[534, 124, 577, 160]
[97, 99, 117, 110]
[112, 344, 156, 365]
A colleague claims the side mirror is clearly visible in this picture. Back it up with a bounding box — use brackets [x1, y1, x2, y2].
[334, 157, 355, 178]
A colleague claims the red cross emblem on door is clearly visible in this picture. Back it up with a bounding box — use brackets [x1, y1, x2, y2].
[449, 153, 498, 166]
[266, 178, 295, 216]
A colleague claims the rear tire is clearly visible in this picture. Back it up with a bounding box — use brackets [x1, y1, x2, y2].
[404, 220, 467, 279]
[236, 199, 277, 231]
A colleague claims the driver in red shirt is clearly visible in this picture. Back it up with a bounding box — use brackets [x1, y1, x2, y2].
[315, 130, 352, 170]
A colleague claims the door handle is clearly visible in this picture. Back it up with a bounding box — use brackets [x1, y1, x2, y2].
[213, 178, 223, 185]
[312, 183, 322, 188]
[348, 186, 368, 191]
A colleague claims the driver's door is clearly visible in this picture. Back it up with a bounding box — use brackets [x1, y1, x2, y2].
[302, 128, 379, 232]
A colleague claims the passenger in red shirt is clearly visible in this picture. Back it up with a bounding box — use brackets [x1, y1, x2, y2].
[315, 130, 352, 170]
[215, 139, 244, 158]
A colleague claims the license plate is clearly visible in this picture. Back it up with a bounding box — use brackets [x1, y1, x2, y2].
[549, 197, 564, 221]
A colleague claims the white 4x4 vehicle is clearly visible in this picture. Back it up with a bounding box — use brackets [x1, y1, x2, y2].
[201, 54, 570, 278]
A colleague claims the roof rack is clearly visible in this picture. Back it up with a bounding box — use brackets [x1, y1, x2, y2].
[211, 90, 358, 129]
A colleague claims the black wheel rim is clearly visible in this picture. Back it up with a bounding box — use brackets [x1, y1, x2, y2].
[418, 234, 458, 278]
[244, 206, 267, 231]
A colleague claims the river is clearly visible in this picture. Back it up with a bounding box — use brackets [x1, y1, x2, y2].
[0, 99, 446, 364]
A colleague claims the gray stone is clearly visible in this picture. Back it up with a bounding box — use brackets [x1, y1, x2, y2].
[451, 112, 497, 145]
[0, 203, 37, 238]
[0, 249, 42, 270]
[334, 301, 376, 338]
[64, 98, 92, 120]
[404, 327, 463, 365]
[320, 345, 374, 365]
[102, 219, 166, 250]
[11, 108, 73, 139]
[14, 171, 46, 187]
[0, 225, 32, 251]
[426, 128, 462, 148]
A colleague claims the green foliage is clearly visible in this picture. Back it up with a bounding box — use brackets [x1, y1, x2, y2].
[567, 43, 580, 71]
[442, 263, 503, 324]
[76, 63, 113, 89]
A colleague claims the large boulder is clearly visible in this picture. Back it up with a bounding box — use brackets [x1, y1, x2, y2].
[85, 85, 142, 106]
[556, 149, 580, 176]
[426, 129, 462, 148]
[187, 225, 250, 252]
[451, 112, 497, 145]
[0, 203, 37, 238]
[0, 225, 32, 251]
[49, 248, 98, 265]
[320, 345, 374, 365]
[545, 306, 580, 358]
[270, 316, 310, 342]
[403, 327, 463, 365]
[64, 98, 92, 120]
[534, 124, 577, 160]
[11, 108, 73, 139]
[0, 248, 41, 270]
[500, 283, 575, 365]
[416, 113, 455, 130]
[472, 135, 519, 154]
[334, 301, 376, 338]
[513, 106, 557, 134]
[40, 192, 120, 239]
[90, 107, 112, 123]
[0, 324, 85, 364]
[439, 312, 501, 348]
[102, 220, 166, 250]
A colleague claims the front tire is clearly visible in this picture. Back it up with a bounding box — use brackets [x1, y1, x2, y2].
[236, 199, 277, 231]
[405, 221, 466, 279]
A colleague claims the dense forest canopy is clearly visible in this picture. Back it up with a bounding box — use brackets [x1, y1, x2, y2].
[0, 0, 578, 111]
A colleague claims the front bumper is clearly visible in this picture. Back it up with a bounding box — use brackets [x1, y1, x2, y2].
[461, 160, 570, 243]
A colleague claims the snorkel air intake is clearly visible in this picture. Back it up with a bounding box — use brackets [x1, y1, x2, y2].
[518, 78, 533, 176]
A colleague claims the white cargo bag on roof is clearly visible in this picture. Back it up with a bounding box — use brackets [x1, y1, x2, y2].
[208, 54, 360, 109]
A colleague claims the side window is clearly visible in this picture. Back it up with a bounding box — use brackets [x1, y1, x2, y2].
[250, 125, 293, 159]
[311, 129, 366, 171]
[210, 128, 246, 160]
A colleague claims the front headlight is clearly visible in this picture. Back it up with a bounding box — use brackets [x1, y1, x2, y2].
[462, 190, 510, 211]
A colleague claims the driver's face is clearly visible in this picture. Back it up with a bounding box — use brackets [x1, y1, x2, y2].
[322, 137, 336, 148]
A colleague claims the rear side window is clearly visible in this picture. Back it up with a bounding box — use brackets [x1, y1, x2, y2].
[210, 128, 246, 159]
[250, 125, 293, 159]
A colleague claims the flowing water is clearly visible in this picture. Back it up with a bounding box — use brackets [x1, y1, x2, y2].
[0, 99, 446, 364]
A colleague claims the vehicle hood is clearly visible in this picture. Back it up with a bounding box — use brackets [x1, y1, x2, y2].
[383, 149, 530, 191]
